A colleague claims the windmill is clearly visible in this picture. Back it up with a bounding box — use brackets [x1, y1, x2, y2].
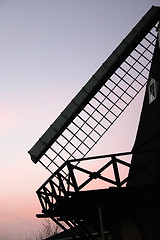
[29, 6, 160, 240]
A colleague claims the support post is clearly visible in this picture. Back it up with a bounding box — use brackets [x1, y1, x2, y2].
[98, 205, 105, 240]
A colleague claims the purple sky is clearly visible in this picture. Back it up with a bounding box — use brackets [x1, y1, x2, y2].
[0, 1, 160, 239]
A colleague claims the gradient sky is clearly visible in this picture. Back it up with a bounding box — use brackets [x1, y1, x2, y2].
[0, 1, 160, 239]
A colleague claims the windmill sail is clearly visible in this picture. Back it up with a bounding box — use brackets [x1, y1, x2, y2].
[29, 6, 160, 175]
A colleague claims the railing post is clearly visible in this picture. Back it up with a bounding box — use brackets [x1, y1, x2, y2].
[67, 161, 79, 192]
[112, 156, 121, 187]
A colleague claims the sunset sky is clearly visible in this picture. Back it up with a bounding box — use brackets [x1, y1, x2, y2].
[0, 1, 160, 239]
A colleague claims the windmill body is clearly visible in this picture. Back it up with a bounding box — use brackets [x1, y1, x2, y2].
[29, 6, 160, 240]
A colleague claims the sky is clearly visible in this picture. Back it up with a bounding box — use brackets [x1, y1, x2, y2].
[0, 0, 160, 239]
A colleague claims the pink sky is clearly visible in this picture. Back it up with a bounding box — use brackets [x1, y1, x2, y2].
[0, 1, 159, 239]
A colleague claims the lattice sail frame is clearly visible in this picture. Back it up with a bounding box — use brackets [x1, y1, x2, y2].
[29, 6, 160, 175]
